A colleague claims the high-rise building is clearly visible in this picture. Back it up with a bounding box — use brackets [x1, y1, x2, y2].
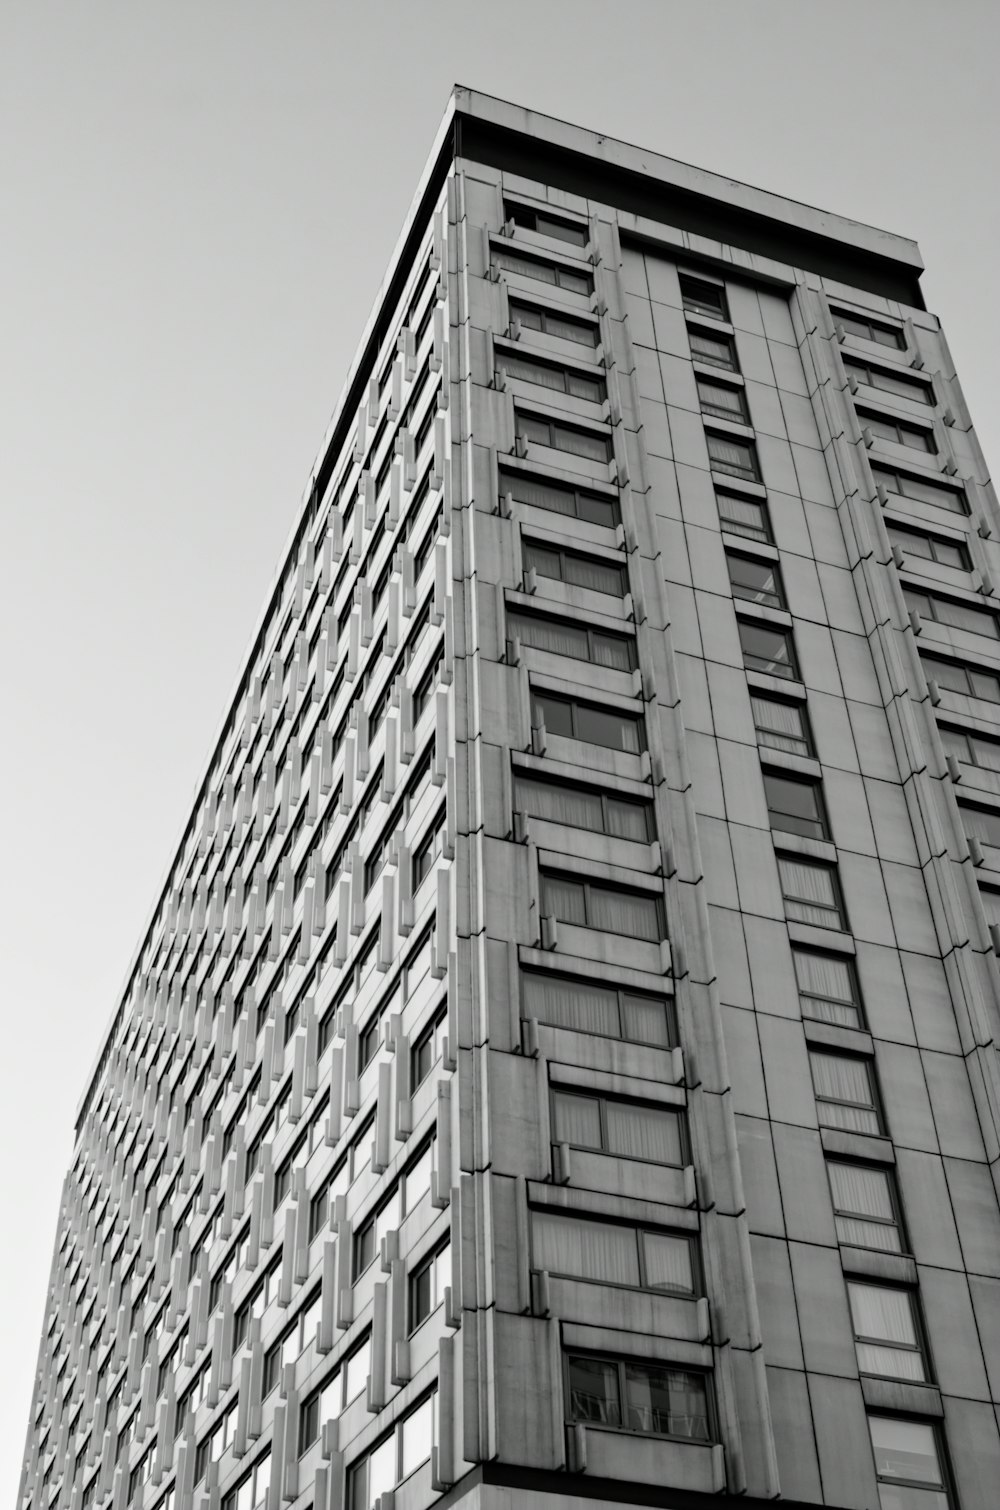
[20, 86, 1000, 1510]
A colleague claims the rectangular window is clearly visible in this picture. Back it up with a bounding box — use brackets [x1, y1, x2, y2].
[904, 587, 999, 638]
[778, 856, 846, 931]
[793, 950, 864, 1029]
[922, 652, 1000, 703]
[848, 1282, 927, 1382]
[844, 359, 932, 404]
[540, 871, 663, 942]
[531, 690, 645, 754]
[353, 1142, 434, 1278]
[960, 803, 1000, 851]
[739, 619, 798, 680]
[717, 489, 771, 543]
[751, 694, 811, 756]
[871, 463, 966, 516]
[515, 774, 653, 842]
[221, 1449, 270, 1510]
[348, 1393, 435, 1508]
[727, 552, 784, 608]
[521, 969, 675, 1048]
[859, 410, 935, 453]
[492, 246, 593, 296]
[689, 328, 738, 371]
[412, 807, 446, 887]
[502, 469, 620, 528]
[410, 1008, 447, 1089]
[707, 433, 760, 481]
[938, 724, 1000, 774]
[832, 309, 905, 349]
[507, 203, 588, 246]
[409, 1240, 451, 1331]
[680, 275, 728, 321]
[517, 412, 612, 463]
[697, 377, 749, 424]
[566, 1353, 711, 1442]
[828, 1160, 904, 1253]
[886, 523, 969, 571]
[498, 351, 605, 404]
[552, 1088, 685, 1166]
[763, 772, 828, 840]
[298, 1336, 369, 1452]
[810, 1050, 883, 1135]
[868, 1416, 950, 1509]
[523, 540, 627, 597]
[532, 1210, 696, 1294]
[509, 609, 635, 672]
[510, 299, 598, 347]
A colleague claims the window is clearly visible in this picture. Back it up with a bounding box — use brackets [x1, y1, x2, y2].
[523, 540, 626, 597]
[904, 587, 999, 638]
[717, 489, 771, 542]
[887, 523, 969, 571]
[533, 1210, 695, 1294]
[409, 1240, 451, 1330]
[764, 772, 828, 840]
[509, 608, 636, 671]
[845, 359, 932, 405]
[727, 551, 784, 608]
[412, 807, 446, 887]
[521, 969, 675, 1047]
[298, 1335, 371, 1451]
[410, 1009, 447, 1088]
[348, 1392, 435, 1509]
[222, 1450, 270, 1510]
[697, 377, 749, 424]
[778, 856, 847, 930]
[871, 463, 966, 516]
[552, 1088, 685, 1166]
[680, 274, 728, 321]
[353, 1141, 434, 1277]
[566, 1354, 711, 1442]
[938, 724, 1000, 774]
[868, 1416, 951, 1510]
[194, 1399, 239, 1483]
[263, 1326, 297, 1399]
[517, 412, 612, 463]
[515, 774, 653, 841]
[960, 802, 1000, 852]
[751, 694, 811, 755]
[309, 1161, 349, 1242]
[827, 1160, 905, 1253]
[922, 652, 1000, 703]
[860, 410, 935, 453]
[507, 203, 588, 246]
[531, 689, 645, 754]
[707, 433, 760, 482]
[738, 620, 798, 680]
[793, 950, 864, 1029]
[810, 1050, 883, 1135]
[503, 468, 619, 528]
[540, 871, 663, 942]
[848, 1283, 927, 1382]
[689, 328, 738, 371]
[510, 299, 598, 346]
[500, 351, 605, 403]
[413, 648, 443, 723]
[833, 308, 905, 349]
[492, 246, 593, 296]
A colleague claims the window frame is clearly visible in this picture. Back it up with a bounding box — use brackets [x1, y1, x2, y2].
[522, 538, 627, 598]
[539, 869, 665, 942]
[793, 948, 865, 1029]
[550, 1086, 687, 1167]
[679, 274, 729, 322]
[827, 1158, 907, 1255]
[727, 550, 785, 609]
[832, 308, 905, 349]
[509, 298, 599, 347]
[763, 771, 829, 841]
[778, 855, 848, 932]
[688, 327, 738, 372]
[904, 585, 1000, 639]
[738, 618, 799, 680]
[751, 693, 813, 756]
[809, 1049, 884, 1137]
[502, 467, 620, 528]
[871, 462, 967, 516]
[408, 1238, 451, 1333]
[505, 202, 589, 247]
[564, 1351, 713, 1444]
[499, 349, 606, 403]
[697, 375, 750, 425]
[706, 431, 761, 482]
[491, 245, 594, 296]
[516, 411, 613, 463]
[716, 488, 772, 543]
[530, 689, 646, 754]
[858, 408, 936, 453]
[847, 1280, 930, 1383]
[520, 968, 676, 1049]
[531, 1207, 698, 1297]
[513, 773, 654, 843]
[886, 521, 970, 571]
[508, 607, 637, 672]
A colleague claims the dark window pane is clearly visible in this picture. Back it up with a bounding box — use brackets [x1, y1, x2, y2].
[739, 621, 797, 679]
[568, 1356, 621, 1426]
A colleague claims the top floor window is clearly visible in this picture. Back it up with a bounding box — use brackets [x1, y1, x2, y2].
[680, 274, 728, 321]
[492, 245, 593, 296]
[510, 299, 598, 347]
[832, 308, 905, 349]
[505, 202, 588, 247]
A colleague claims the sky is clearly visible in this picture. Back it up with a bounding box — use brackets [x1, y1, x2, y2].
[2, 0, 998, 1496]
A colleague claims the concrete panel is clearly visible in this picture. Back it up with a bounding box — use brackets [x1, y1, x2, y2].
[765, 1364, 823, 1502]
[771, 1122, 838, 1245]
[809, 1373, 880, 1509]
[750, 1235, 803, 1369]
[736, 1114, 786, 1237]
[788, 1241, 857, 1378]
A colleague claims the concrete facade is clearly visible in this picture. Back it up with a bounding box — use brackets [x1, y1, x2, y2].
[19, 88, 1000, 1510]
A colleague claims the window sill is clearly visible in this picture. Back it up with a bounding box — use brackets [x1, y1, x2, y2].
[758, 748, 822, 781]
[839, 1246, 917, 1287]
[819, 1126, 894, 1164]
[735, 600, 793, 630]
[802, 1019, 873, 1057]
[772, 829, 837, 864]
[859, 1375, 943, 1419]
[721, 530, 777, 562]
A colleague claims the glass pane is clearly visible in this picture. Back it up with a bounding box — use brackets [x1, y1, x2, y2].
[690, 330, 735, 369]
[576, 491, 618, 527]
[739, 621, 795, 678]
[764, 774, 825, 839]
[641, 1231, 695, 1292]
[719, 493, 769, 540]
[963, 806, 1000, 847]
[575, 703, 642, 753]
[729, 555, 781, 606]
[494, 249, 557, 284]
[779, 858, 840, 919]
[556, 425, 609, 463]
[605, 796, 650, 841]
[568, 1356, 621, 1425]
[516, 776, 605, 833]
[591, 631, 634, 671]
[512, 475, 576, 516]
[752, 695, 808, 754]
[532, 693, 574, 737]
[499, 353, 569, 395]
[532, 1211, 639, 1285]
[810, 1052, 880, 1135]
[567, 371, 605, 402]
[522, 971, 621, 1038]
[400, 1395, 434, 1479]
[524, 543, 564, 580]
[624, 1363, 709, 1440]
[563, 554, 625, 595]
[793, 951, 860, 1028]
[605, 1102, 683, 1164]
[856, 1341, 926, 1381]
[707, 435, 757, 478]
[511, 611, 591, 661]
[344, 1337, 370, 1402]
[552, 1090, 603, 1148]
[835, 1214, 902, 1252]
[587, 885, 660, 940]
[367, 1434, 397, 1505]
[541, 874, 587, 925]
[621, 993, 671, 1045]
[699, 379, 747, 421]
[869, 1417, 944, 1486]
[403, 1145, 433, 1212]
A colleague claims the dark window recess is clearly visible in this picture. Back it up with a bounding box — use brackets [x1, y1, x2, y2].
[859, 410, 935, 453]
[707, 433, 760, 481]
[521, 968, 675, 1047]
[523, 540, 626, 597]
[871, 463, 966, 516]
[844, 359, 931, 405]
[697, 377, 749, 424]
[727, 551, 784, 608]
[738, 619, 798, 680]
[498, 351, 605, 403]
[503, 469, 619, 528]
[960, 803, 1000, 850]
[751, 694, 812, 755]
[778, 856, 847, 931]
[508, 609, 636, 672]
[679, 275, 728, 321]
[717, 489, 771, 543]
[689, 328, 738, 371]
[492, 246, 593, 296]
[517, 413, 612, 463]
[938, 724, 1000, 775]
[566, 1353, 711, 1442]
[539, 871, 663, 942]
[832, 308, 906, 349]
[514, 774, 653, 841]
[922, 653, 1000, 703]
[886, 523, 969, 571]
[531, 690, 645, 754]
[905, 587, 999, 639]
[506, 203, 588, 247]
[510, 299, 598, 347]
[764, 772, 828, 840]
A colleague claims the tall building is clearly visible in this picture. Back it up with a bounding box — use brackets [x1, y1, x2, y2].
[21, 86, 1000, 1510]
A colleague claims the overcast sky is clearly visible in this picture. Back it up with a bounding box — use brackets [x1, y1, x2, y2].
[3, 0, 998, 1497]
